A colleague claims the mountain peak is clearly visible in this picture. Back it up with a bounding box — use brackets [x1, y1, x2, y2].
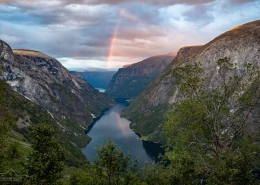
[13, 49, 53, 60]
[123, 64, 132, 68]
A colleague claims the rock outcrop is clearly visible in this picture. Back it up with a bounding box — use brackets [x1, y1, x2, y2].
[106, 53, 176, 99]
[122, 20, 260, 143]
[0, 41, 115, 148]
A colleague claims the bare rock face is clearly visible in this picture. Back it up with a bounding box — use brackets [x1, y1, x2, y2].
[106, 53, 177, 99]
[0, 41, 115, 148]
[123, 20, 260, 144]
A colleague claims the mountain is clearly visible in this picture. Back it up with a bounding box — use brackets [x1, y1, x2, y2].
[0, 78, 88, 168]
[106, 53, 177, 99]
[71, 70, 116, 89]
[79, 68, 108, 72]
[0, 40, 115, 150]
[122, 20, 260, 144]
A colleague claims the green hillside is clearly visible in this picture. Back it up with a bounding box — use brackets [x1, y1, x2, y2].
[0, 79, 88, 168]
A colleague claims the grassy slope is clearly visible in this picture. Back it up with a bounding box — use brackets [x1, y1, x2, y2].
[1, 80, 88, 168]
[122, 46, 204, 144]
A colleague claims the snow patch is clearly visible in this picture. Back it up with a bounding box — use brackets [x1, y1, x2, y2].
[216, 66, 220, 74]
[74, 132, 82, 136]
[47, 111, 54, 118]
[56, 121, 66, 132]
[7, 80, 19, 87]
[47, 111, 66, 132]
[169, 87, 179, 104]
[79, 125, 86, 130]
[13, 90, 34, 102]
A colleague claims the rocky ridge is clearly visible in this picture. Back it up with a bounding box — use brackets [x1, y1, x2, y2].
[106, 53, 176, 99]
[0, 41, 115, 148]
[122, 20, 260, 143]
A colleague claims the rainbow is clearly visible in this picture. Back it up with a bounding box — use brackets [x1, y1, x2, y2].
[107, 24, 119, 69]
[107, 9, 126, 69]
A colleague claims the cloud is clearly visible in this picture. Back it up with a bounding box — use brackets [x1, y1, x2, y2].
[228, 0, 259, 4]
[0, 34, 26, 45]
[0, 0, 259, 70]
[182, 4, 215, 27]
[60, 0, 216, 6]
[0, 0, 217, 7]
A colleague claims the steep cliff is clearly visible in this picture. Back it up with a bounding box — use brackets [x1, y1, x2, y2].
[71, 70, 116, 89]
[123, 20, 260, 143]
[0, 41, 115, 149]
[106, 53, 176, 99]
[0, 79, 88, 167]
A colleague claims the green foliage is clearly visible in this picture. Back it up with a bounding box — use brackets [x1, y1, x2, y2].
[0, 80, 25, 184]
[69, 139, 178, 185]
[124, 104, 169, 144]
[93, 137, 139, 185]
[62, 120, 91, 148]
[141, 162, 174, 185]
[25, 124, 66, 185]
[122, 69, 175, 144]
[69, 167, 106, 185]
[0, 78, 88, 168]
[165, 58, 260, 184]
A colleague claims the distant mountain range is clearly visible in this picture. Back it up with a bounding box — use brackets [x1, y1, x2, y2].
[78, 68, 110, 72]
[71, 70, 116, 89]
[105, 52, 177, 99]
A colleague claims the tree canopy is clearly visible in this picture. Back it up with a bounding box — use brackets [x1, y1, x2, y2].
[25, 124, 66, 185]
[165, 58, 260, 184]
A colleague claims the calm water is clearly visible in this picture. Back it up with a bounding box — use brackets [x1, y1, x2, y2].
[82, 99, 164, 166]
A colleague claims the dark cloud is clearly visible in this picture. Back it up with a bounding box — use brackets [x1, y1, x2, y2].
[80, 38, 110, 48]
[0, 0, 259, 70]
[0, 3, 115, 27]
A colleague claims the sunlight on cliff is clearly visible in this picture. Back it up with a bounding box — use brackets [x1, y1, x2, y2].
[230, 25, 242, 31]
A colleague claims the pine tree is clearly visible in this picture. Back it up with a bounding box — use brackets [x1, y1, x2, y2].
[25, 124, 66, 185]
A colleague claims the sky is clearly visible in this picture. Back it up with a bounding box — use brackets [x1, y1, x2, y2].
[0, 0, 259, 71]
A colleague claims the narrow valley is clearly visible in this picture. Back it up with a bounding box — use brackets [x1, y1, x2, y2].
[83, 99, 164, 166]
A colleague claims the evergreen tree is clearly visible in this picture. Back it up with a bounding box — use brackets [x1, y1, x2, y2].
[25, 124, 66, 185]
[93, 137, 140, 185]
[0, 79, 23, 184]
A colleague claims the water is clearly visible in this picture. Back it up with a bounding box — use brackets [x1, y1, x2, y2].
[96, 88, 105, 92]
[82, 99, 164, 166]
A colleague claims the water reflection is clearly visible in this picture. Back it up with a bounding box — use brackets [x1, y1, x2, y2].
[83, 99, 164, 167]
[142, 141, 165, 163]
